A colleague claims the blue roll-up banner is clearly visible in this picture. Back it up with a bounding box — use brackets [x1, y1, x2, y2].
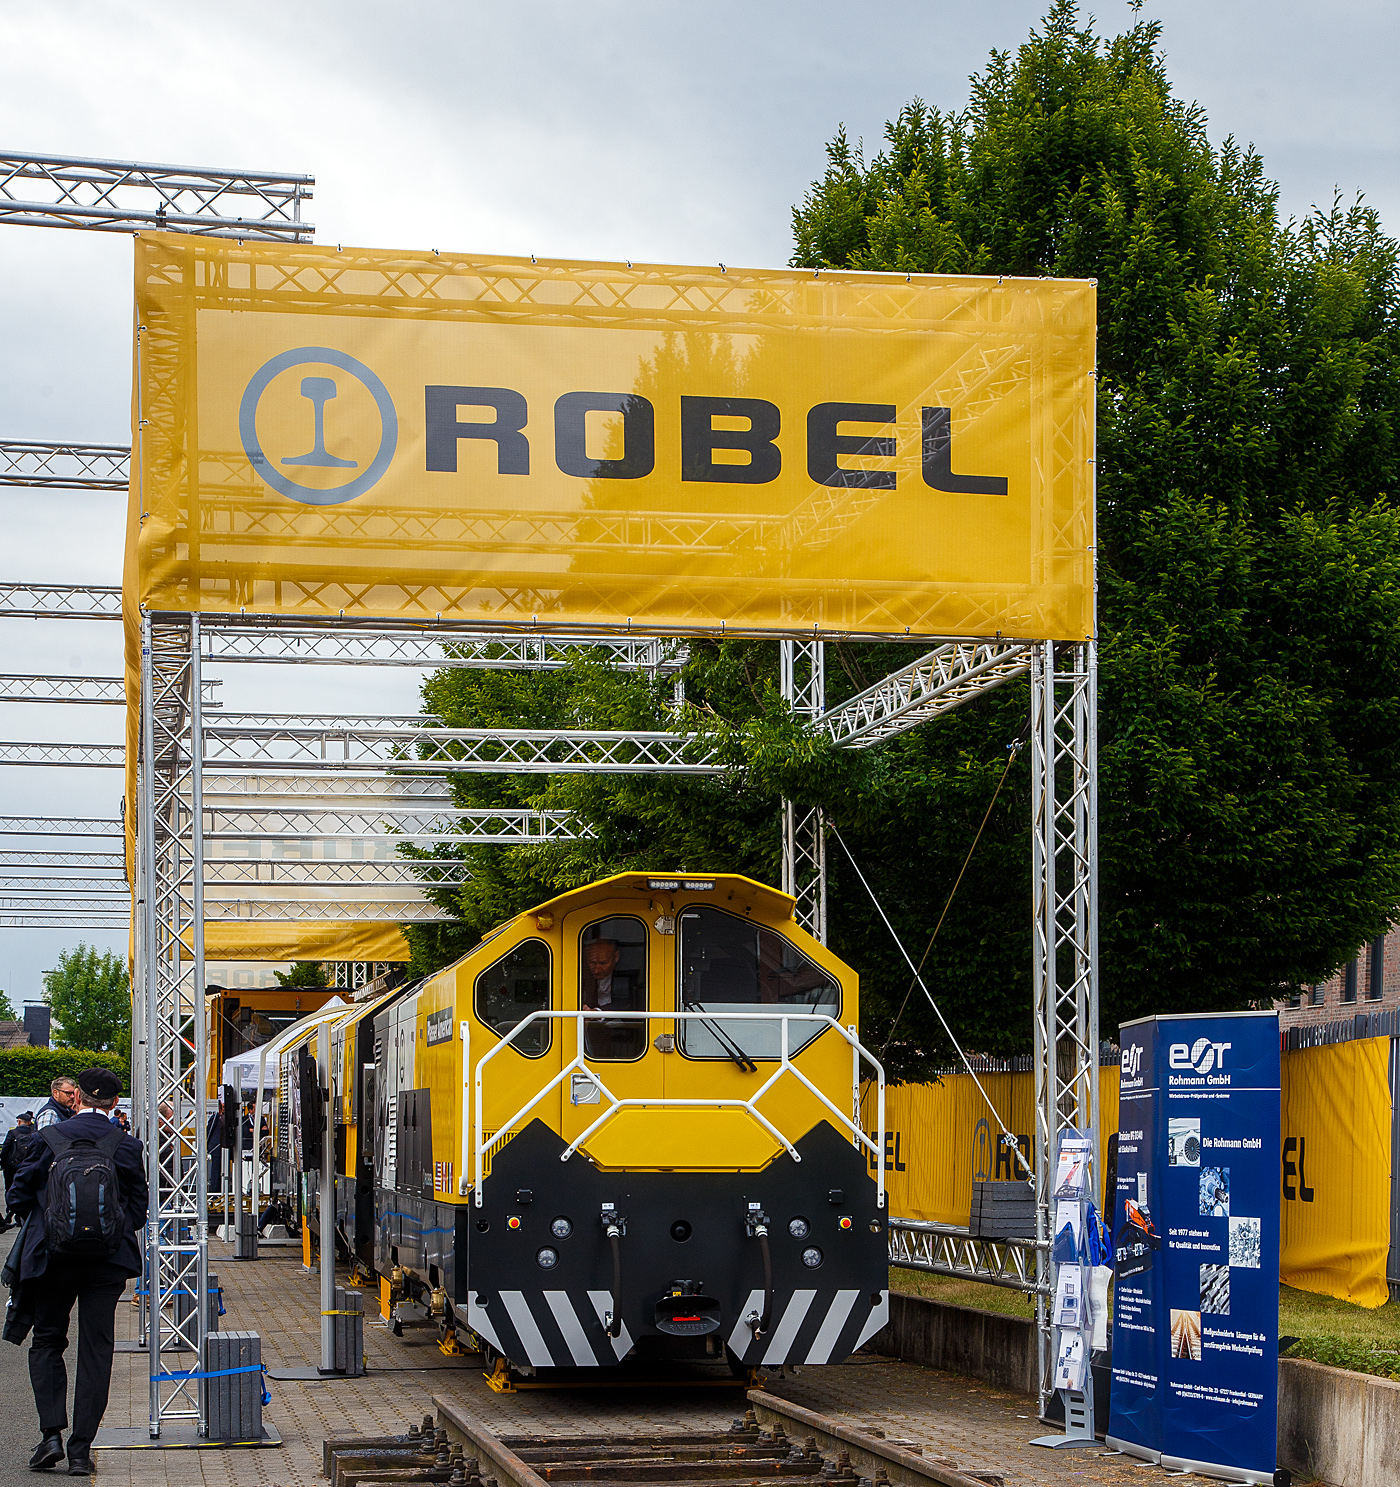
[1107, 1012, 1280, 1485]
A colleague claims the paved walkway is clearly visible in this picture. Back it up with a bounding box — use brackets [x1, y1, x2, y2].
[0, 1237, 1152, 1487]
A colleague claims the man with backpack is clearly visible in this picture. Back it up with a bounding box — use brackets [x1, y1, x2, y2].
[6, 1067, 146, 1475]
[0, 1111, 38, 1229]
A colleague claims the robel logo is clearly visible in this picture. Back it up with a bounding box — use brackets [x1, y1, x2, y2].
[1121, 1043, 1144, 1080]
[239, 347, 398, 505]
[1169, 1037, 1231, 1074]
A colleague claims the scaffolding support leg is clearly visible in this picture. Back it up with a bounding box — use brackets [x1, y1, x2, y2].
[138, 612, 210, 1435]
[1030, 640, 1100, 1426]
[780, 639, 827, 943]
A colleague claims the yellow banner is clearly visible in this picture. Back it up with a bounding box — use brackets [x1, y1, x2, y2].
[127, 233, 1095, 641]
[882, 1046, 1391, 1309]
[1280, 1038, 1391, 1308]
[875, 1069, 1119, 1225]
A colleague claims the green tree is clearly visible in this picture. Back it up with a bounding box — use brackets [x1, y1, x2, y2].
[0, 991, 19, 1022]
[407, 3, 1400, 1077]
[274, 961, 329, 988]
[43, 944, 131, 1053]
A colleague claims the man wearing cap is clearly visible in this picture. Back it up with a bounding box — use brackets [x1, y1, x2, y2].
[0, 1111, 38, 1230]
[7, 1067, 147, 1475]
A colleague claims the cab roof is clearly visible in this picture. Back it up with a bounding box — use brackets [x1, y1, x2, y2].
[520, 871, 794, 924]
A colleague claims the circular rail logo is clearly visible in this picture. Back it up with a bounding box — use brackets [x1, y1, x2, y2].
[239, 347, 397, 505]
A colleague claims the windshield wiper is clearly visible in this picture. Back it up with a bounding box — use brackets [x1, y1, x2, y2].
[682, 999, 759, 1074]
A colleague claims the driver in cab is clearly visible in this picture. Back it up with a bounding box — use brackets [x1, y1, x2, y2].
[581, 938, 644, 1057]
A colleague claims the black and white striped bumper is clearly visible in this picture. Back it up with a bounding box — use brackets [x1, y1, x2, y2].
[465, 1119, 888, 1370]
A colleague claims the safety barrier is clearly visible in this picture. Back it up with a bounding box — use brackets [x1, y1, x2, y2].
[471, 1009, 885, 1207]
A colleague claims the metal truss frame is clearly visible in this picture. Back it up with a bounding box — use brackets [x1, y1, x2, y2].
[0, 151, 314, 239]
[887, 1218, 1049, 1295]
[135, 613, 209, 1433]
[819, 641, 1032, 747]
[326, 961, 396, 990]
[200, 722, 722, 773]
[0, 815, 123, 836]
[0, 440, 129, 489]
[0, 741, 126, 767]
[780, 640, 827, 943]
[0, 582, 122, 619]
[0, 673, 218, 705]
[1029, 640, 1100, 1418]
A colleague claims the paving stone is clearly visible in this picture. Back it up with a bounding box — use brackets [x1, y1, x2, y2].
[90, 1246, 1142, 1487]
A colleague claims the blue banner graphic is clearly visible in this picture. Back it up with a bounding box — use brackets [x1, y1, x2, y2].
[1107, 1012, 1280, 1485]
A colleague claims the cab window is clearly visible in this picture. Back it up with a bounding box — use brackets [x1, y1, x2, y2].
[474, 939, 552, 1056]
[579, 916, 648, 1061]
[678, 907, 839, 1059]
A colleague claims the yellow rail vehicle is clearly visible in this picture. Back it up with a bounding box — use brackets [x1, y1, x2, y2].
[373, 872, 888, 1375]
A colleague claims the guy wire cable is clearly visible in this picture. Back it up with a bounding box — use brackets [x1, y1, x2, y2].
[877, 737, 1023, 1057]
[831, 819, 1034, 1189]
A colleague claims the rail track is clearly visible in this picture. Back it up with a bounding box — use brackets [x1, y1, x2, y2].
[323, 1401, 1000, 1487]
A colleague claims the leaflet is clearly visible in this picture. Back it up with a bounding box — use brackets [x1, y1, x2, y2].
[1054, 1264, 1084, 1328]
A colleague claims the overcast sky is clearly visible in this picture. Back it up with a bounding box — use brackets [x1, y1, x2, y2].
[1, 0, 1396, 1001]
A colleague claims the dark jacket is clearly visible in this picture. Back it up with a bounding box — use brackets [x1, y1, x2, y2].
[0, 1123, 36, 1184]
[7, 1111, 148, 1281]
[33, 1095, 72, 1131]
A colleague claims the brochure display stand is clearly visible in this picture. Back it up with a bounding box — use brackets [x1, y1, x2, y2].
[1107, 1012, 1281, 1486]
[1032, 1127, 1112, 1447]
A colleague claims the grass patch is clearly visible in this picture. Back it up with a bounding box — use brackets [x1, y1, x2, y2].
[889, 1271, 1400, 1380]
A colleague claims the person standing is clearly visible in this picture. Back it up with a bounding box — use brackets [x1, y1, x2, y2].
[0, 1112, 38, 1229]
[7, 1068, 147, 1475]
[33, 1079, 78, 1132]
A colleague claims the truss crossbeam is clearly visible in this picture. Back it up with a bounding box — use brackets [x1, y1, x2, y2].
[204, 860, 470, 886]
[204, 899, 449, 923]
[0, 151, 313, 239]
[0, 849, 126, 868]
[0, 441, 129, 490]
[203, 772, 451, 801]
[0, 741, 125, 767]
[201, 626, 689, 675]
[200, 724, 721, 774]
[202, 806, 586, 842]
[0, 816, 123, 837]
[0, 916, 128, 928]
[821, 641, 1032, 748]
[0, 583, 122, 619]
[887, 1218, 1049, 1295]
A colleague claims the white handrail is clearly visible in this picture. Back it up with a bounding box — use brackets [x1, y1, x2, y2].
[471, 1009, 885, 1210]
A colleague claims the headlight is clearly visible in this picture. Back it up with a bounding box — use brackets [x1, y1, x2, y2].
[801, 1246, 824, 1269]
[536, 1246, 559, 1269]
[788, 1217, 810, 1240]
[551, 1217, 573, 1239]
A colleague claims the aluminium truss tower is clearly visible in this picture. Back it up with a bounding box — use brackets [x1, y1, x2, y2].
[1030, 639, 1100, 1420]
[780, 639, 827, 943]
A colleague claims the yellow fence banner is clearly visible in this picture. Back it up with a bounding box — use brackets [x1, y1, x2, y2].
[1279, 1037, 1391, 1308]
[874, 1070, 1119, 1225]
[881, 1043, 1391, 1309]
[126, 233, 1095, 642]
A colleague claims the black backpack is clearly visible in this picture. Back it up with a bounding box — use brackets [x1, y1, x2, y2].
[41, 1124, 125, 1256]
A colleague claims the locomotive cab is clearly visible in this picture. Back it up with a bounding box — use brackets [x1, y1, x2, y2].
[373, 872, 888, 1376]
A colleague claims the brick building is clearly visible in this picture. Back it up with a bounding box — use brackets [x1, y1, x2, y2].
[1277, 925, 1400, 1029]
